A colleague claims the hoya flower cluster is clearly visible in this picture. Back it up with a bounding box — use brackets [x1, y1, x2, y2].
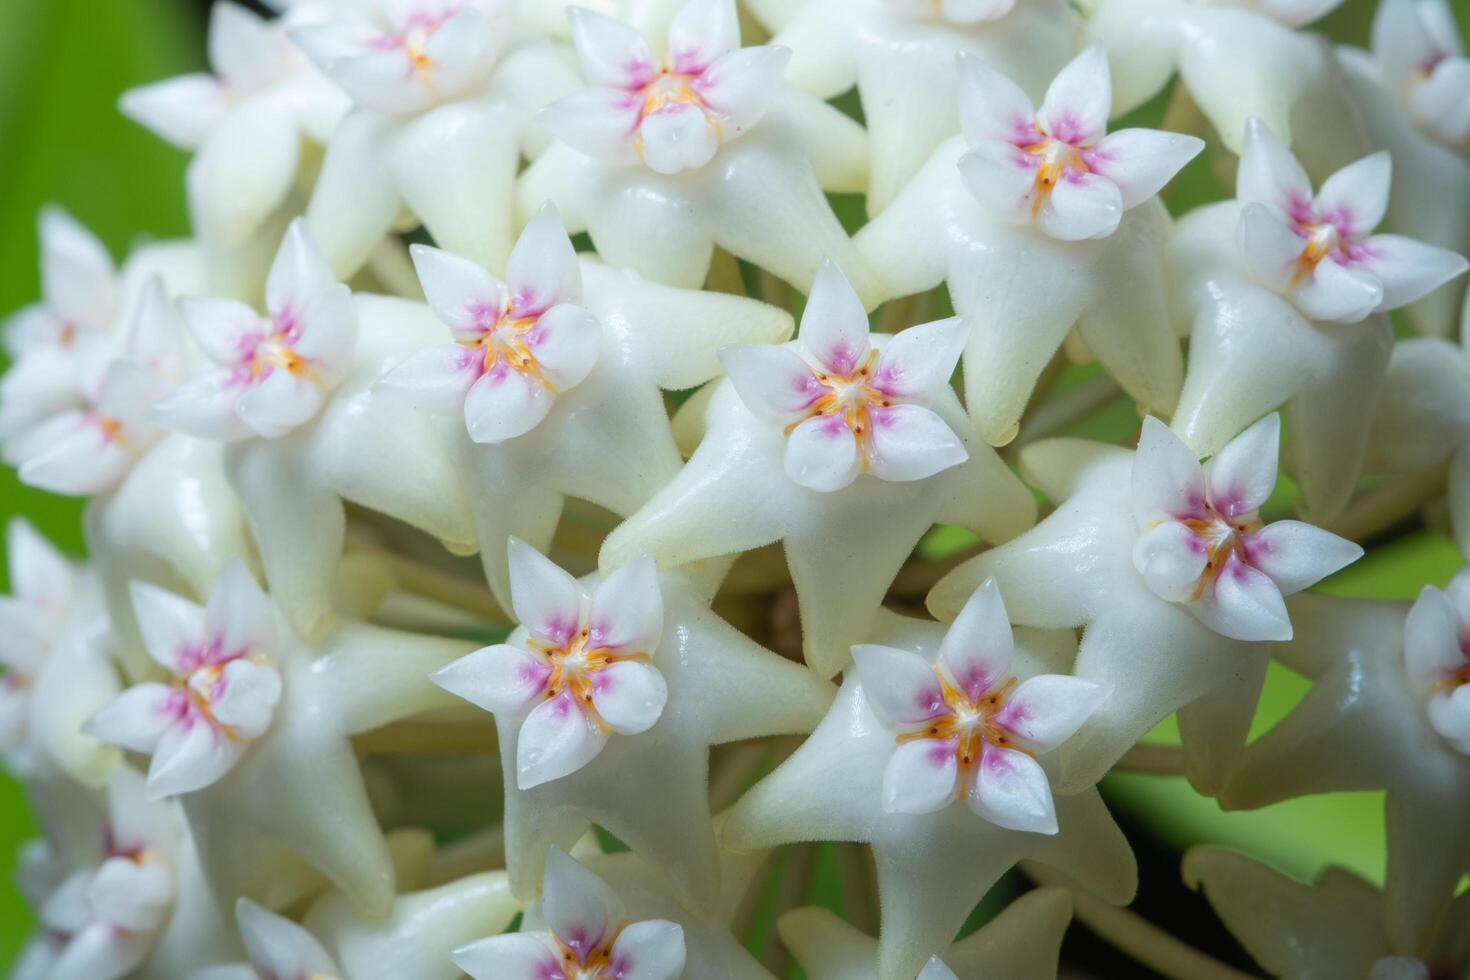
[3, 0, 1470, 978]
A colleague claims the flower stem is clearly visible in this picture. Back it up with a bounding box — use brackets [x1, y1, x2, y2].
[367, 237, 424, 299]
[1021, 862, 1255, 980]
[1012, 374, 1124, 450]
[1326, 464, 1448, 543]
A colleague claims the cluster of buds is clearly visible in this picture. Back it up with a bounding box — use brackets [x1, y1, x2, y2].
[3, 0, 1470, 978]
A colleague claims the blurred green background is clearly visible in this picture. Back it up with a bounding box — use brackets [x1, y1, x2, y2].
[0, 0, 1464, 973]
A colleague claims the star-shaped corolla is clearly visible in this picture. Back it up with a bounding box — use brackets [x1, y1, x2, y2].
[34, 767, 179, 980]
[376, 209, 791, 613]
[1333, 0, 1470, 337]
[956, 46, 1203, 242]
[120, 2, 348, 256]
[1404, 569, 1470, 756]
[1167, 118, 1467, 520]
[1184, 846, 1470, 980]
[855, 52, 1193, 445]
[853, 578, 1108, 833]
[435, 552, 833, 905]
[1132, 415, 1361, 643]
[1371, 0, 1470, 156]
[721, 261, 969, 493]
[780, 885, 1072, 980]
[381, 205, 600, 444]
[604, 261, 1035, 678]
[1234, 120, 1467, 324]
[1084, 0, 1369, 179]
[745, 0, 1076, 215]
[518, 0, 878, 302]
[1219, 588, 1470, 953]
[153, 221, 355, 442]
[723, 607, 1136, 980]
[85, 562, 477, 916]
[14, 278, 187, 496]
[153, 221, 473, 637]
[86, 558, 284, 798]
[928, 425, 1357, 796]
[196, 867, 519, 980]
[295, 0, 581, 278]
[436, 540, 669, 789]
[454, 849, 685, 980]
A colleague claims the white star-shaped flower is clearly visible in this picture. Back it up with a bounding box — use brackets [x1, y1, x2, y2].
[1186, 846, 1470, 978]
[517, 0, 880, 303]
[1363, 331, 1470, 552]
[152, 222, 477, 636]
[86, 557, 285, 798]
[14, 278, 187, 497]
[454, 849, 685, 980]
[603, 260, 1035, 678]
[84, 562, 478, 917]
[723, 607, 1136, 980]
[1332, 0, 1470, 337]
[780, 885, 1072, 980]
[0, 519, 119, 786]
[434, 543, 834, 905]
[376, 206, 792, 612]
[745, 0, 1077, 215]
[120, 2, 349, 259]
[856, 47, 1198, 445]
[929, 419, 1359, 795]
[1168, 118, 1467, 519]
[853, 578, 1109, 832]
[1084, 0, 1370, 179]
[195, 869, 520, 980]
[1219, 584, 1470, 954]
[294, 0, 581, 279]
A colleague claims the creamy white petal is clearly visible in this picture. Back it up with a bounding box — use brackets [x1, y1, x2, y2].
[209, 659, 282, 739]
[84, 683, 180, 754]
[638, 104, 720, 174]
[130, 580, 207, 674]
[378, 343, 482, 413]
[1243, 521, 1362, 596]
[1237, 203, 1304, 296]
[719, 343, 824, 425]
[668, 0, 739, 72]
[590, 659, 668, 734]
[410, 244, 505, 339]
[237, 898, 341, 980]
[452, 933, 562, 980]
[516, 692, 608, 788]
[538, 88, 644, 164]
[957, 139, 1038, 225]
[507, 204, 584, 313]
[993, 674, 1108, 753]
[851, 643, 947, 728]
[118, 74, 224, 151]
[608, 919, 686, 980]
[1204, 413, 1279, 519]
[867, 404, 967, 483]
[507, 538, 586, 647]
[696, 46, 788, 137]
[1037, 45, 1110, 146]
[1404, 586, 1464, 696]
[179, 297, 263, 365]
[956, 52, 1036, 146]
[463, 365, 554, 443]
[543, 848, 618, 959]
[1084, 128, 1204, 209]
[1193, 555, 1292, 642]
[1359, 234, 1470, 313]
[266, 220, 338, 323]
[149, 370, 252, 442]
[528, 304, 601, 390]
[871, 317, 967, 401]
[569, 8, 656, 89]
[236, 368, 324, 438]
[432, 643, 553, 713]
[937, 577, 1014, 701]
[799, 260, 871, 376]
[146, 718, 243, 798]
[1293, 257, 1384, 324]
[784, 414, 861, 492]
[966, 743, 1058, 834]
[1132, 521, 1208, 604]
[882, 737, 960, 815]
[589, 555, 663, 654]
[1132, 416, 1206, 524]
[1035, 172, 1122, 241]
[1315, 151, 1392, 238]
[1236, 117, 1312, 212]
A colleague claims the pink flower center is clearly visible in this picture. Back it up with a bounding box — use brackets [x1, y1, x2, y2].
[530, 627, 650, 735]
[459, 299, 556, 390]
[789, 349, 897, 470]
[374, 5, 461, 79]
[1172, 511, 1265, 601]
[899, 670, 1024, 779]
[1020, 137, 1092, 220]
[628, 63, 720, 156]
[550, 919, 629, 979]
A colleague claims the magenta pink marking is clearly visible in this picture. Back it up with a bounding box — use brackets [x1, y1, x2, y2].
[950, 661, 994, 703]
[538, 616, 578, 647]
[925, 739, 956, 767]
[1047, 113, 1091, 146]
[992, 698, 1030, 734]
[982, 743, 1012, 773]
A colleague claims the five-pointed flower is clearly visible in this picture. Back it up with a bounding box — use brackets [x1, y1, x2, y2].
[152, 221, 355, 441]
[120, 1, 348, 247]
[719, 260, 968, 493]
[1371, 0, 1470, 155]
[602, 263, 1035, 678]
[517, 0, 878, 301]
[1219, 587, 1470, 953]
[927, 427, 1355, 796]
[957, 45, 1203, 242]
[436, 552, 832, 905]
[86, 557, 284, 799]
[294, 0, 580, 277]
[435, 539, 669, 789]
[853, 577, 1108, 833]
[381, 205, 601, 444]
[780, 886, 1072, 980]
[34, 766, 179, 980]
[543, 0, 787, 175]
[723, 607, 1136, 980]
[1236, 118, 1468, 324]
[15, 278, 187, 496]
[744, 0, 1076, 214]
[454, 848, 685, 980]
[1404, 568, 1470, 756]
[1132, 414, 1362, 643]
[1184, 846, 1470, 980]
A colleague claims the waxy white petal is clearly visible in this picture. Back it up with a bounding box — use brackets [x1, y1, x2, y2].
[379, 343, 482, 413]
[1132, 521, 1208, 604]
[236, 367, 324, 438]
[87, 857, 173, 933]
[993, 675, 1108, 753]
[937, 577, 1014, 702]
[569, 8, 656, 89]
[209, 659, 282, 739]
[720, 343, 825, 425]
[1404, 585, 1465, 696]
[1243, 521, 1362, 596]
[1037, 46, 1110, 146]
[639, 104, 720, 174]
[147, 718, 242, 798]
[544, 848, 619, 961]
[1359, 234, 1470, 312]
[1293, 257, 1384, 324]
[538, 88, 644, 163]
[453, 933, 562, 980]
[464, 365, 554, 443]
[1314, 151, 1392, 239]
[1236, 118, 1312, 214]
[237, 898, 341, 980]
[784, 414, 861, 492]
[799, 261, 870, 376]
[205, 557, 275, 659]
[957, 53, 1036, 146]
[410, 244, 505, 339]
[209, 1, 289, 92]
[1425, 686, 1470, 754]
[966, 743, 1057, 834]
[508, 538, 586, 647]
[1035, 171, 1123, 241]
[668, 0, 739, 73]
[130, 580, 207, 674]
[851, 643, 946, 727]
[38, 206, 115, 329]
[1194, 555, 1292, 642]
[871, 317, 967, 401]
[590, 660, 668, 734]
[149, 370, 252, 442]
[119, 74, 224, 151]
[179, 297, 263, 366]
[1084, 128, 1204, 210]
[695, 45, 789, 136]
[882, 737, 960, 815]
[1204, 413, 1279, 519]
[516, 691, 608, 789]
[957, 140, 1038, 225]
[589, 555, 663, 654]
[433, 643, 553, 713]
[507, 205, 584, 313]
[266, 220, 336, 325]
[528, 304, 601, 390]
[1132, 416, 1206, 525]
[867, 404, 968, 483]
[1237, 203, 1304, 296]
[608, 919, 686, 980]
[84, 683, 179, 755]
